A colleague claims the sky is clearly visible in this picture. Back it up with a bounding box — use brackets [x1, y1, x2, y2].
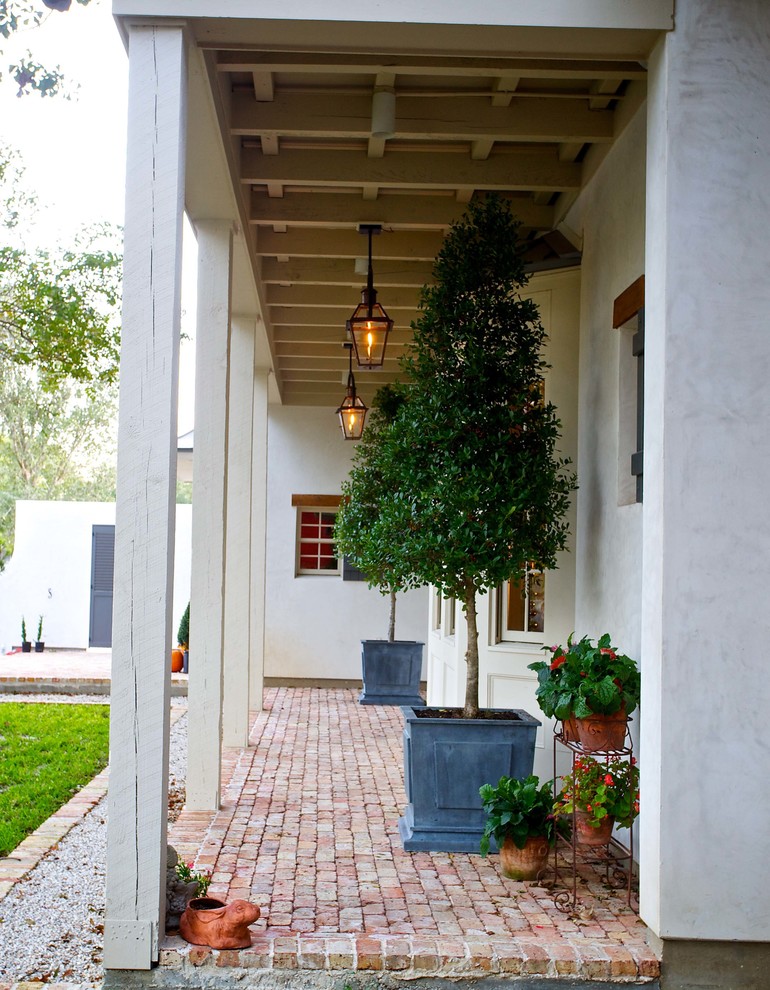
[1, 0, 197, 433]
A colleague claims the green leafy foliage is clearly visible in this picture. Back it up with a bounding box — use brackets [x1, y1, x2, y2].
[479, 774, 570, 855]
[0, 147, 121, 568]
[175, 860, 212, 897]
[0, 361, 117, 567]
[558, 755, 639, 830]
[0, 146, 122, 389]
[344, 196, 576, 715]
[1, 1, 92, 97]
[0, 701, 110, 855]
[528, 633, 641, 719]
[334, 384, 417, 640]
[177, 602, 190, 648]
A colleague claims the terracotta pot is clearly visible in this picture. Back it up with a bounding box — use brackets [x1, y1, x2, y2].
[179, 897, 261, 949]
[171, 648, 184, 673]
[574, 809, 614, 846]
[575, 709, 628, 751]
[498, 834, 550, 880]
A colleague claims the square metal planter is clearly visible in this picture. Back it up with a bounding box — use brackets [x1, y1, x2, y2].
[359, 640, 425, 706]
[398, 705, 540, 852]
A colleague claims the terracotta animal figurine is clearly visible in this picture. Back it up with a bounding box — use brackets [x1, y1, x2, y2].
[179, 897, 261, 949]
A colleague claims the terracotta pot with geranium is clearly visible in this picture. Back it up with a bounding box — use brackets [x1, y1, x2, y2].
[558, 755, 639, 845]
[528, 633, 640, 750]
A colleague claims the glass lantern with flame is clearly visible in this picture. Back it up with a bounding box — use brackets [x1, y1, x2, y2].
[346, 224, 393, 368]
[336, 342, 368, 439]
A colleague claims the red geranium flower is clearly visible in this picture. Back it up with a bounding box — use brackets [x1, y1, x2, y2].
[550, 654, 567, 671]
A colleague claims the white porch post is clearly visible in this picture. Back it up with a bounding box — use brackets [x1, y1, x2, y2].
[249, 364, 269, 710]
[222, 314, 256, 747]
[641, 0, 770, 982]
[104, 24, 186, 971]
[186, 221, 233, 810]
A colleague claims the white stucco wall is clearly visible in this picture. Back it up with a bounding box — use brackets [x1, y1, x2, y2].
[565, 105, 646, 667]
[265, 405, 428, 681]
[0, 501, 192, 652]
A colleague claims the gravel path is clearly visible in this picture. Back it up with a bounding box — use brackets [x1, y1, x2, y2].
[0, 698, 188, 985]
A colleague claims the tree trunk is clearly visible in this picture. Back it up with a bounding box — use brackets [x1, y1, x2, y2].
[388, 588, 397, 643]
[463, 578, 480, 718]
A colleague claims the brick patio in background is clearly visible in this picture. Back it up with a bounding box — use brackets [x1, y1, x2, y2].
[165, 687, 659, 982]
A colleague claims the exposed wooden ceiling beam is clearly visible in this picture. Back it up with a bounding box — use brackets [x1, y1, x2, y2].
[274, 326, 414, 343]
[266, 284, 421, 307]
[255, 227, 444, 259]
[215, 51, 648, 81]
[230, 92, 614, 144]
[241, 148, 582, 192]
[270, 306, 420, 326]
[249, 190, 554, 229]
[261, 257, 433, 287]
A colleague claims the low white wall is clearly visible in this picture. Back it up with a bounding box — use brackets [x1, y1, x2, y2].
[0, 501, 192, 652]
[265, 405, 429, 681]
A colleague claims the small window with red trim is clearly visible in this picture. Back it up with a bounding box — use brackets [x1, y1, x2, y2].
[296, 508, 340, 575]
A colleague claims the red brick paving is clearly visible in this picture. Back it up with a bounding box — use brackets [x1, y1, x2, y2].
[167, 687, 659, 981]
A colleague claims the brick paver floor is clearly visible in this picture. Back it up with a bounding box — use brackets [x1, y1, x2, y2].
[166, 687, 659, 982]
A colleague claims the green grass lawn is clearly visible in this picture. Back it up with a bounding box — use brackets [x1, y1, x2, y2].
[0, 703, 110, 856]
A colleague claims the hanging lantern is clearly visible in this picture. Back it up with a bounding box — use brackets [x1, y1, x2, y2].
[347, 224, 393, 369]
[336, 342, 368, 439]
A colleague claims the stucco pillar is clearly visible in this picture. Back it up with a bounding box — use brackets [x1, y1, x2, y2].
[641, 1, 770, 983]
[104, 24, 186, 971]
[222, 314, 256, 747]
[186, 221, 233, 810]
[249, 364, 269, 710]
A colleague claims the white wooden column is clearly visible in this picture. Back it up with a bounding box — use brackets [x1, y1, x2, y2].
[641, 0, 770, 979]
[249, 364, 269, 710]
[104, 24, 186, 971]
[186, 221, 233, 810]
[222, 315, 256, 747]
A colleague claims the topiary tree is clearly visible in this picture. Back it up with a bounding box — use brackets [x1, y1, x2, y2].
[177, 602, 189, 649]
[386, 195, 577, 717]
[334, 383, 420, 642]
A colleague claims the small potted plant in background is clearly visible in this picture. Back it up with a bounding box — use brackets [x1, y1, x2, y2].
[21, 617, 31, 652]
[479, 774, 570, 879]
[177, 602, 190, 673]
[334, 384, 425, 707]
[558, 755, 639, 846]
[34, 615, 45, 653]
[528, 633, 640, 751]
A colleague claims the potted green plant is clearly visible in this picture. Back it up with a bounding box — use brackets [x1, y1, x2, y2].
[558, 755, 639, 846]
[178, 602, 190, 673]
[479, 774, 570, 879]
[21, 616, 31, 652]
[528, 633, 640, 750]
[34, 614, 44, 652]
[334, 385, 425, 706]
[342, 197, 575, 851]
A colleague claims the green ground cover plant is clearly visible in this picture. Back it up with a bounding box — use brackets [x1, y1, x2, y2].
[0, 702, 110, 855]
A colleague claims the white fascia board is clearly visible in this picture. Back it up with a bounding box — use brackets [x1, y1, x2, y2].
[113, 0, 673, 32]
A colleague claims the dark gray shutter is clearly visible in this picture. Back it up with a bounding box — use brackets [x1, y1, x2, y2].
[89, 524, 115, 647]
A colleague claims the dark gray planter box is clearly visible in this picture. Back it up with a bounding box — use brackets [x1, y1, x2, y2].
[359, 640, 425, 706]
[398, 705, 540, 852]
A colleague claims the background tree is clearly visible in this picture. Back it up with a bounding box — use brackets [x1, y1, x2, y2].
[0, 362, 117, 566]
[1, 1, 92, 96]
[0, 144, 121, 568]
[383, 196, 577, 717]
[0, 145, 121, 390]
[334, 384, 415, 642]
